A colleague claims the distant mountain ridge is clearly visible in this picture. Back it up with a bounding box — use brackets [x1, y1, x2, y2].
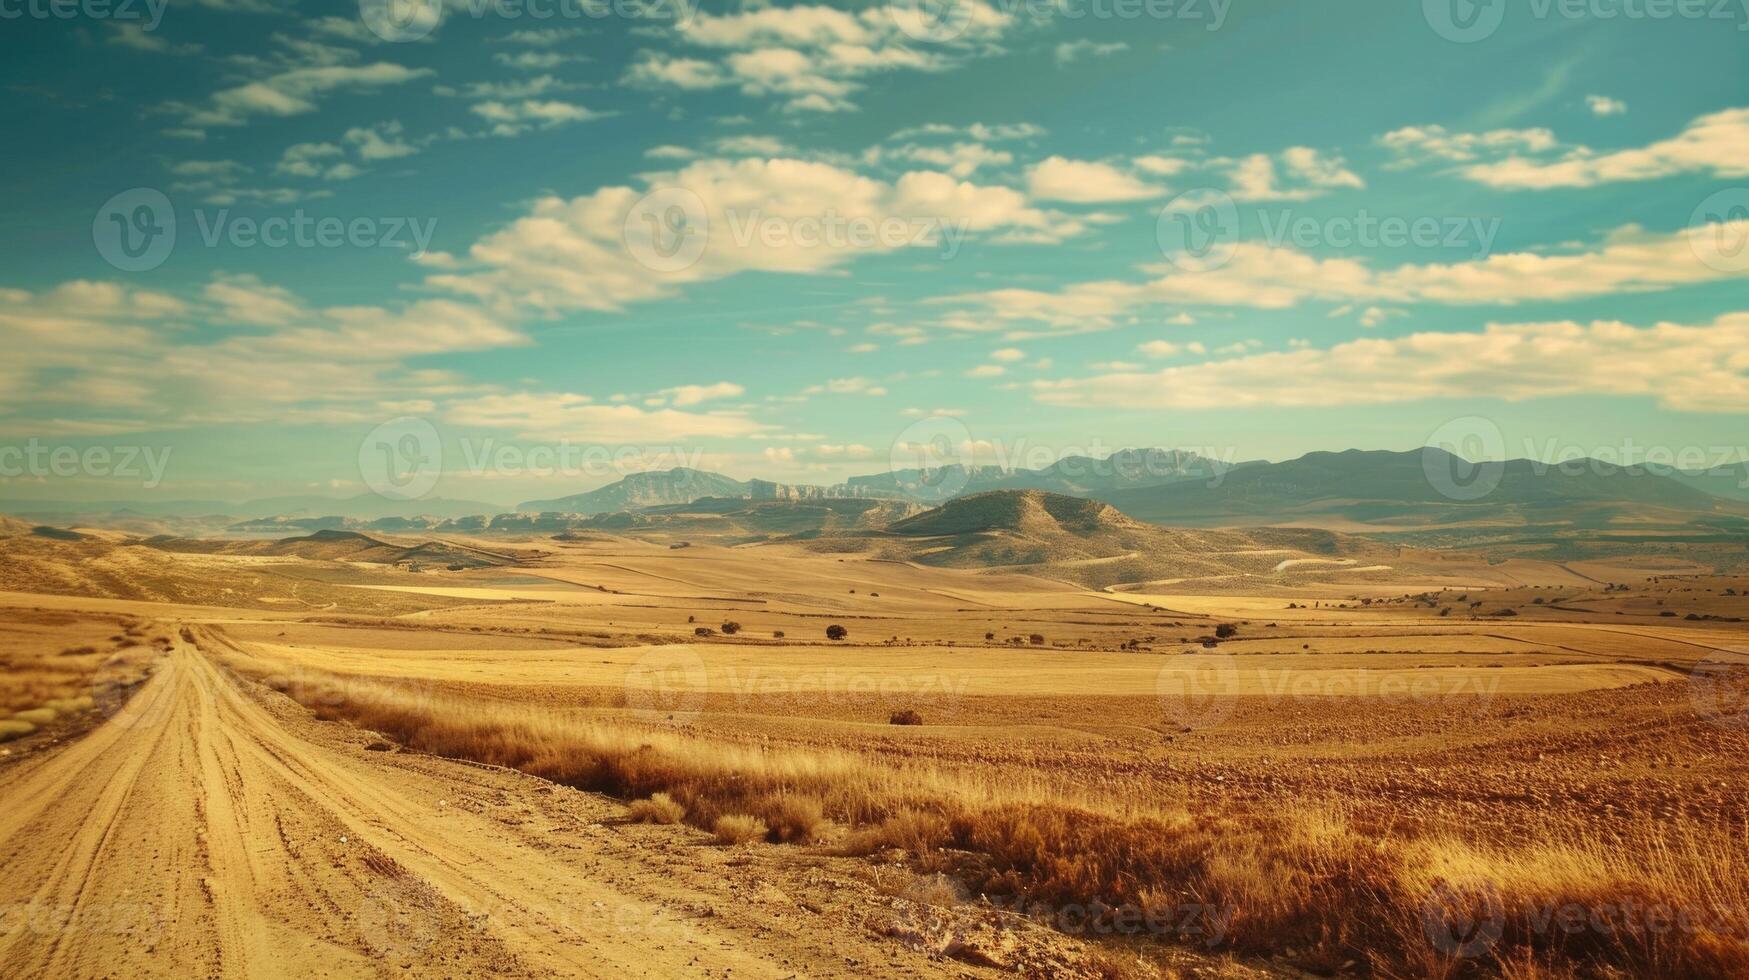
[1098, 448, 1749, 529]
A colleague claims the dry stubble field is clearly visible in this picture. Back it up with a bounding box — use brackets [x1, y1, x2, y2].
[2, 532, 1748, 979]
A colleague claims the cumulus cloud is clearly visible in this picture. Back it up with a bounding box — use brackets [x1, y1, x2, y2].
[1032, 313, 1749, 413]
[626, 1, 1017, 112]
[1383, 107, 1749, 188]
[1026, 156, 1163, 203]
[661, 381, 746, 406]
[941, 219, 1749, 328]
[1226, 147, 1364, 201]
[429, 156, 1092, 315]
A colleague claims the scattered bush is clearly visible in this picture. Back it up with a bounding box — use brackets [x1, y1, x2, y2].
[826, 624, 848, 641]
[694, 626, 715, 636]
[627, 792, 685, 825]
[763, 796, 824, 843]
[713, 813, 767, 846]
[1214, 623, 1238, 639]
[720, 621, 742, 635]
[889, 709, 923, 726]
[1029, 634, 1045, 645]
[773, 630, 786, 638]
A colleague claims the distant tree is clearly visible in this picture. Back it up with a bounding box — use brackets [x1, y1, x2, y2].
[720, 621, 742, 635]
[1214, 623, 1238, 639]
[826, 624, 848, 640]
[889, 709, 923, 726]
[984, 632, 995, 641]
[1029, 633, 1045, 645]
[773, 630, 786, 638]
[694, 626, 715, 636]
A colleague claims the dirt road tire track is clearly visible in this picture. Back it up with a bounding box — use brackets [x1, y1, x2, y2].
[0, 634, 971, 979]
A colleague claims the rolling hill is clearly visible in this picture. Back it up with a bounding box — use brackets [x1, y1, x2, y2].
[809, 489, 1389, 589]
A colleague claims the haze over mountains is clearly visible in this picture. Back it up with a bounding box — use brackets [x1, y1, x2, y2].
[7, 448, 1748, 546]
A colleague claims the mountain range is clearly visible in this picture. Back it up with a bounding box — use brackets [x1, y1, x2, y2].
[8, 448, 1749, 543]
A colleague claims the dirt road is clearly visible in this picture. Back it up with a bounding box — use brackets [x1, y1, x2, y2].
[0, 635, 1003, 979]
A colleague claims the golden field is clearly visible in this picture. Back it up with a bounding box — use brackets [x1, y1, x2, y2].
[1, 527, 1747, 978]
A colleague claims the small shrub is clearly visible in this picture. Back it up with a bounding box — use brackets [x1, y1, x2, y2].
[0, 719, 35, 742]
[1214, 623, 1238, 639]
[627, 792, 685, 825]
[890, 709, 923, 726]
[720, 621, 742, 635]
[772, 630, 785, 638]
[713, 813, 767, 846]
[826, 624, 848, 641]
[1029, 634, 1045, 645]
[763, 796, 824, 843]
[694, 626, 715, 636]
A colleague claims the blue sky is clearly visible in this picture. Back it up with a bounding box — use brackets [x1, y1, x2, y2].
[1, 0, 1746, 506]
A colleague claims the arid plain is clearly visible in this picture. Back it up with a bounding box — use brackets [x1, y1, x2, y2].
[2, 504, 1747, 980]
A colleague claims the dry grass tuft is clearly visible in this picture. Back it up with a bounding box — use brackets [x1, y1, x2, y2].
[627, 792, 685, 825]
[713, 814, 767, 846]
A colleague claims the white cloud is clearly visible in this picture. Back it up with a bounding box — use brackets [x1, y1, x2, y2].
[345, 121, 418, 161]
[964, 364, 1006, 378]
[944, 219, 1749, 327]
[470, 99, 602, 136]
[628, 1, 1018, 112]
[1587, 94, 1627, 117]
[989, 347, 1026, 362]
[1026, 156, 1163, 203]
[430, 156, 1091, 315]
[661, 381, 746, 406]
[1055, 39, 1127, 64]
[183, 62, 432, 128]
[1227, 147, 1364, 201]
[1385, 108, 1749, 188]
[1033, 312, 1749, 413]
[446, 392, 767, 442]
[1379, 124, 1558, 166]
[802, 376, 888, 396]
